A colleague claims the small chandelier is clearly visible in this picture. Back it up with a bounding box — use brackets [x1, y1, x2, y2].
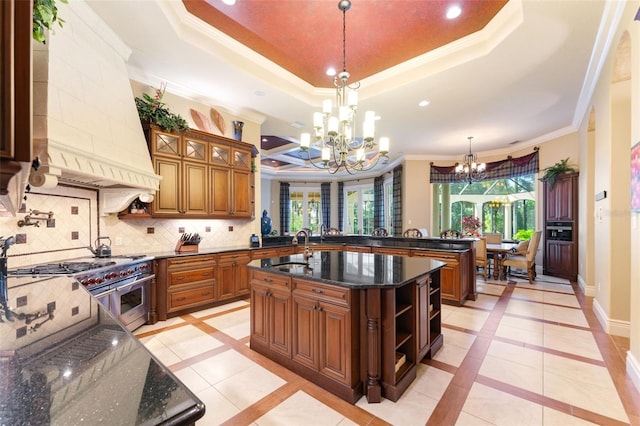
[455, 136, 486, 183]
[300, 0, 389, 175]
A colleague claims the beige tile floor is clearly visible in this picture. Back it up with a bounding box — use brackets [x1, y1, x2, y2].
[134, 272, 640, 425]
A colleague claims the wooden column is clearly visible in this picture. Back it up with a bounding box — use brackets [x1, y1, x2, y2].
[364, 288, 381, 403]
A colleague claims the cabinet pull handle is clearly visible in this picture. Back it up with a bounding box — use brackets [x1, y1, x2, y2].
[201, 291, 211, 296]
[176, 297, 186, 301]
[202, 272, 211, 276]
[264, 278, 272, 283]
[175, 276, 185, 281]
[312, 289, 324, 294]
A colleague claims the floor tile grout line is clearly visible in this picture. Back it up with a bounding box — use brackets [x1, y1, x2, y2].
[426, 282, 517, 425]
[490, 335, 607, 367]
[570, 282, 640, 422]
[475, 374, 631, 426]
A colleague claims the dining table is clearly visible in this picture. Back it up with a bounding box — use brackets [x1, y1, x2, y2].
[486, 242, 519, 280]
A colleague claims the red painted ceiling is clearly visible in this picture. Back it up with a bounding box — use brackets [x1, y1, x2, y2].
[183, 0, 508, 87]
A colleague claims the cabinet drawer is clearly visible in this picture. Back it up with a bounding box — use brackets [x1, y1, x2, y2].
[169, 285, 215, 309]
[251, 270, 291, 289]
[167, 255, 216, 268]
[169, 267, 215, 286]
[292, 279, 350, 307]
[343, 245, 371, 253]
[412, 250, 459, 263]
[374, 247, 410, 256]
[219, 251, 251, 263]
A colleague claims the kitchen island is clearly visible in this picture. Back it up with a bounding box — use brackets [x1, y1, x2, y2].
[247, 250, 445, 404]
[0, 275, 204, 425]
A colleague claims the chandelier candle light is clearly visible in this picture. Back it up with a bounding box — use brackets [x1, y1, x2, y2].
[300, 0, 390, 174]
[455, 136, 486, 183]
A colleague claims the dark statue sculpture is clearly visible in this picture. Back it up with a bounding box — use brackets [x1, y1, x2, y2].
[261, 210, 272, 236]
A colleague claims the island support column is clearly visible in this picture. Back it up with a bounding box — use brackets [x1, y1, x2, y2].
[364, 288, 382, 403]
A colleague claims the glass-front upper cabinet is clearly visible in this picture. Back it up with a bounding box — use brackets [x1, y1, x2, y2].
[183, 138, 207, 162]
[210, 143, 230, 166]
[233, 148, 250, 170]
[152, 131, 180, 158]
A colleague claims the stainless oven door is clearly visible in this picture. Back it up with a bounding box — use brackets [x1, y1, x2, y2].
[109, 274, 154, 331]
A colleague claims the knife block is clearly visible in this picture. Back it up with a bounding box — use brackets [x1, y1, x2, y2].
[175, 240, 199, 253]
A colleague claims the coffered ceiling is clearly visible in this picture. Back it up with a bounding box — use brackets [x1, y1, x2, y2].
[86, 0, 614, 179]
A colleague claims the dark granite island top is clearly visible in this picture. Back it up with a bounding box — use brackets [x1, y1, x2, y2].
[248, 250, 446, 288]
[0, 275, 204, 425]
[247, 250, 446, 404]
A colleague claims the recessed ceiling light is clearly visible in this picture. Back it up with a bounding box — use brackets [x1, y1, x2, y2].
[326, 67, 336, 77]
[221, 0, 236, 5]
[446, 5, 461, 19]
[262, 138, 268, 142]
[419, 100, 431, 107]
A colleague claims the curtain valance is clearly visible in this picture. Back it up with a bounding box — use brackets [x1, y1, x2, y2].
[429, 148, 539, 183]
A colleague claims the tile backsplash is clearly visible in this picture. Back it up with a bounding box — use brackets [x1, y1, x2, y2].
[0, 186, 257, 268]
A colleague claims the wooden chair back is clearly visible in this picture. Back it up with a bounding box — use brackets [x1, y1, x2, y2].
[440, 229, 462, 239]
[403, 228, 423, 238]
[324, 227, 341, 236]
[372, 227, 388, 237]
[483, 233, 502, 244]
[475, 237, 487, 260]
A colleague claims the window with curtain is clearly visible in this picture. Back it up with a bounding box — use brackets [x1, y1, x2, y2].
[431, 151, 538, 239]
[384, 178, 394, 235]
[289, 188, 322, 233]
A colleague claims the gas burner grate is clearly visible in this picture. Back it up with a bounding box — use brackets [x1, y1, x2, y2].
[10, 261, 117, 276]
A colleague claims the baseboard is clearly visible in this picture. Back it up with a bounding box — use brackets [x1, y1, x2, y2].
[627, 352, 640, 394]
[577, 274, 595, 297]
[592, 298, 630, 337]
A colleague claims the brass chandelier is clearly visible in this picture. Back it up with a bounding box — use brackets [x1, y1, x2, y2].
[300, 0, 389, 175]
[455, 136, 486, 183]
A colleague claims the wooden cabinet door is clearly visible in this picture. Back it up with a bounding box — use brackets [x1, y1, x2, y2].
[545, 241, 575, 278]
[545, 174, 575, 221]
[153, 157, 181, 215]
[438, 263, 459, 302]
[269, 286, 292, 358]
[217, 262, 235, 300]
[232, 169, 252, 217]
[292, 294, 319, 370]
[210, 166, 231, 216]
[318, 301, 351, 384]
[183, 161, 208, 216]
[235, 264, 250, 296]
[250, 282, 270, 349]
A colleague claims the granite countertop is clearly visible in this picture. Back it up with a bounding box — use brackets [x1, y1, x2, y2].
[247, 250, 446, 289]
[0, 275, 204, 425]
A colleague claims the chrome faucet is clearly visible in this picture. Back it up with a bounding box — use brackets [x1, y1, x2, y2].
[295, 229, 313, 262]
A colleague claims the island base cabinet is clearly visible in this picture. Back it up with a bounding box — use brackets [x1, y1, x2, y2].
[292, 295, 352, 385]
[250, 280, 292, 359]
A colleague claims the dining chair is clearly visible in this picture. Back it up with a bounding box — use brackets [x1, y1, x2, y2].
[403, 228, 423, 238]
[475, 237, 489, 281]
[502, 230, 542, 283]
[483, 233, 502, 244]
[439, 229, 462, 239]
[324, 227, 341, 236]
[372, 227, 388, 237]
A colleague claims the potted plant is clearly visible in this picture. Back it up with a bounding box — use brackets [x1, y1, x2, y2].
[33, 0, 68, 43]
[540, 157, 577, 190]
[135, 83, 189, 133]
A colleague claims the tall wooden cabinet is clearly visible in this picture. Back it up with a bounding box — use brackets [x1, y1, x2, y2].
[1, 0, 32, 215]
[543, 172, 578, 281]
[145, 125, 256, 219]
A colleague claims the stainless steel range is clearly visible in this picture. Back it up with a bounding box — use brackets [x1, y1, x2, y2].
[8, 256, 154, 331]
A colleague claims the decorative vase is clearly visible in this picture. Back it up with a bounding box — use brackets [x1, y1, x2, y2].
[232, 121, 244, 141]
[261, 210, 272, 236]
